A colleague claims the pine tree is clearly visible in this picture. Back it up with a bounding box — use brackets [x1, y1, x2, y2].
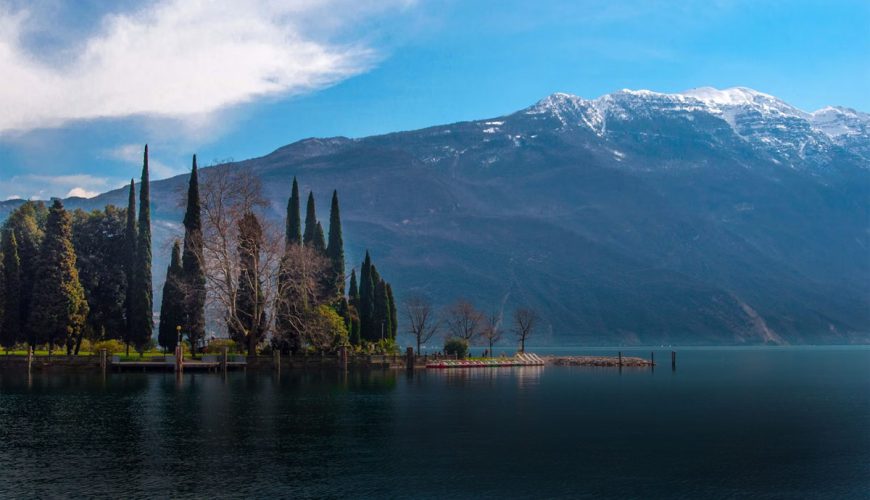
[123, 179, 136, 353]
[231, 212, 267, 354]
[1, 231, 21, 351]
[29, 200, 88, 355]
[386, 283, 398, 340]
[182, 155, 207, 356]
[303, 191, 318, 248]
[130, 146, 153, 353]
[158, 241, 185, 351]
[286, 177, 302, 246]
[326, 190, 345, 298]
[359, 252, 374, 341]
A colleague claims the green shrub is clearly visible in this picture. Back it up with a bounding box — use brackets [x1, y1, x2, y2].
[92, 339, 127, 354]
[204, 339, 241, 354]
[444, 337, 469, 359]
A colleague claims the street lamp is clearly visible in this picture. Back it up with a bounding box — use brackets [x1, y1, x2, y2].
[176, 325, 182, 350]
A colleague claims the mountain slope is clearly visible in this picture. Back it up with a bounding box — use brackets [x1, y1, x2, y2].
[8, 87, 870, 345]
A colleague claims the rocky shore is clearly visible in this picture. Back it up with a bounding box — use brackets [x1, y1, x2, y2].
[546, 355, 654, 367]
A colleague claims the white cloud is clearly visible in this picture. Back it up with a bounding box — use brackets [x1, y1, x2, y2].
[103, 143, 186, 179]
[0, 0, 412, 134]
[3, 174, 120, 201]
[66, 187, 100, 199]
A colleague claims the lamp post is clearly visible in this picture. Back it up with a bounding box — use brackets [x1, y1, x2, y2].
[176, 325, 182, 349]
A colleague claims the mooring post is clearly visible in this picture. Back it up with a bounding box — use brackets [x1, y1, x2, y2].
[176, 345, 184, 373]
[221, 346, 229, 373]
[100, 348, 107, 374]
[339, 345, 348, 370]
[671, 351, 676, 370]
[618, 351, 623, 367]
[651, 351, 654, 366]
[406, 347, 415, 371]
[27, 345, 33, 373]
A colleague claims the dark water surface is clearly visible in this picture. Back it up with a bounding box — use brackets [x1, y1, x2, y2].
[1, 347, 868, 499]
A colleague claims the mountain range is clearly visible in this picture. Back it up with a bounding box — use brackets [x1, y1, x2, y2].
[3, 87, 869, 345]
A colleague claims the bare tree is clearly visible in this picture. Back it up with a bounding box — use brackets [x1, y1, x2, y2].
[405, 293, 440, 355]
[513, 307, 539, 353]
[181, 165, 283, 353]
[272, 244, 331, 353]
[480, 311, 502, 357]
[444, 299, 483, 343]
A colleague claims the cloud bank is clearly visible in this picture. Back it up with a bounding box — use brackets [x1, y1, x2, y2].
[0, 0, 410, 134]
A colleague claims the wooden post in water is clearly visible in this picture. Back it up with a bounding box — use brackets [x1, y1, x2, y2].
[175, 345, 184, 373]
[406, 347, 415, 371]
[221, 346, 229, 373]
[618, 351, 623, 367]
[671, 351, 676, 370]
[273, 349, 280, 374]
[27, 346, 33, 373]
[651, 351, 654, 366]
[339, 345, 348, 370]
[100, 348, 107, 374]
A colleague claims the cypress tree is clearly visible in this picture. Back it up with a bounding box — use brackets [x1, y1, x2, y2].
[386, 283, 398, 340]
[130, 146, 153, 353]
[182, 155, 207, 356]
[326, 190, 345, 298]
[29, 200, 88, 355]
[1, 231, 21, 351]
[347, 268, 361, 346]
[303, 191, 318, 248]
[349, 269, 359, 307]
[285, 177, 302, 246]
[158, 241, 185, 351]
[3, 202, 44, 346]
[373, 277, 391, 341]
[312, 221, 326, 253]
[123, 179, 136, 354]
[359, 252, 374, 341]
[231, 212, 267, 355]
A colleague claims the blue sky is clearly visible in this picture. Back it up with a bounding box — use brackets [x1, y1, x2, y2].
[0, 0, 867, 200]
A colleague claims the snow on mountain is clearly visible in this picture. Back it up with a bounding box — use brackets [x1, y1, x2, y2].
[526, 87, 869, 167]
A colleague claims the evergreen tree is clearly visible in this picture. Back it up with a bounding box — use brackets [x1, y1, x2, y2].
[373, 274, 391, 341]
[348, 269, 359, 308]
[158, 241, 185, 351]
[347, 268, 361, 346]
[386, 283, 398, 340]
[2, 202, 44, 346]
[285, 177, 302, 246]
[1, 231, 21, 351]
[130, 146, 153, 353]
[230, 212, 267, 355]
[303, 191, 318, 248]
[312, 221, 326, 253]
[123, 179, 136, 353]
[72, 207, 128, 348]
[326, 190, 345, 298]
[358, 252, 374, 341]
[29, 200, 89, 355]
[182, 155, 207, 355]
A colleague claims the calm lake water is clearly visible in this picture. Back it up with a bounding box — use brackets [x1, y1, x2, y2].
[1, 347, 868, 499]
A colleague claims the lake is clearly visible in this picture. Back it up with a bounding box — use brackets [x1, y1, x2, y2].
[0, 347, 868, 498]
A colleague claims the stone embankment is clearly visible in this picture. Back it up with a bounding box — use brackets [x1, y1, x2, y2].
[547, 355, 654, 367]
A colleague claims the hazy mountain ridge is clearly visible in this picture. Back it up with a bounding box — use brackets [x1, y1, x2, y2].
[4, 87, 869, 345]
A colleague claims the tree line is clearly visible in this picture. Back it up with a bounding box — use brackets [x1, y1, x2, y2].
[0, 145, 397, 357]
[0, 147, 153, 355]
[405, 295, 539, 356]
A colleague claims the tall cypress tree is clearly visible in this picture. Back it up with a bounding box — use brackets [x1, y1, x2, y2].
[182, 155, 207, 356]
[1, 231, 21, 351]
[359, 252, 374, 341]
[29, 200, 88, 355]
[313, 221, 326, 252]
[158, 241, 185, 351]
[123, 179, 136, 354]
[303, 191, 318, 248]
[371, 266, 391, 341]
[326, 190, 345, 298]
[386, 283, 398, 340]
[3, 202, 44, 346]
[347, 268, 361, 346]
[130, 146, 153, 353]
[285, 177, 302, 247]
[348, 269, 359, 308]
[231, 212, 267, 354]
